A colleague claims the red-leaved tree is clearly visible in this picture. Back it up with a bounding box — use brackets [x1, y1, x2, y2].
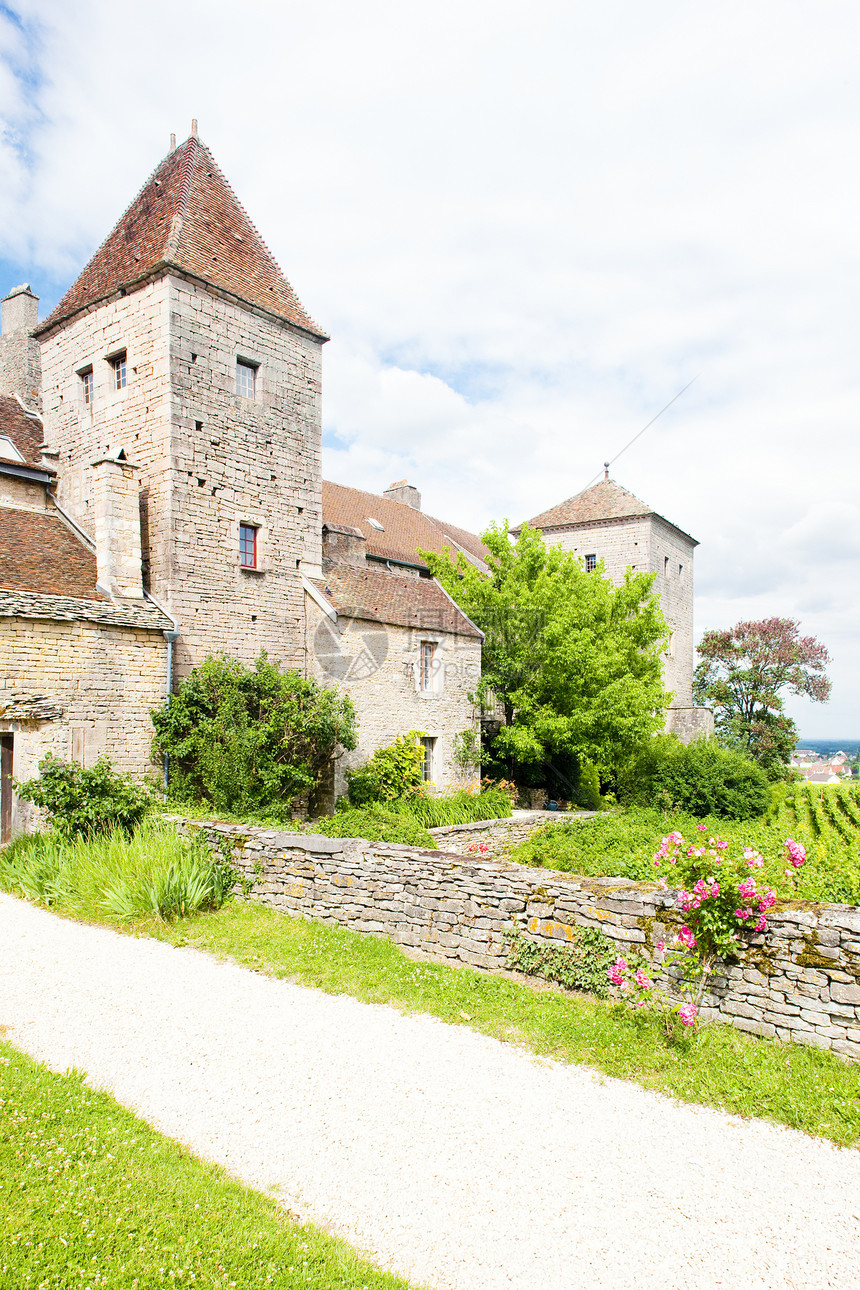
[693, 617, 831, 776]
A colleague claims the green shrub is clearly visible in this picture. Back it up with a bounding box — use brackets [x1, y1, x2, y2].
[151, 652, 357, 816]
[345, 732, 426, 806]
[0, 820, 235, 921]
[311, 807, 436, 848]
[618, 735, 768, 820]
[14, 755, 152, 838]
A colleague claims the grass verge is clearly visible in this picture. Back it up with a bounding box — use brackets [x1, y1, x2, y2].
[0, 1035, 416, 1290]
[152, 901, 860, 1150]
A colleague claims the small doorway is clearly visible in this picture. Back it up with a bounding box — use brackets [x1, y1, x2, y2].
[1, 735, 13, 844]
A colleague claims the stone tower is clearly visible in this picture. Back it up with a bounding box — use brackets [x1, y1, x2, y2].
[516, 475, 713, 740]
[34, 130, 327, 677]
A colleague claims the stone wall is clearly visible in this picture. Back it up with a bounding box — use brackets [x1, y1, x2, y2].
[305, 595, 482, 794]
[542, 513, 696, 716]
[38, 271, 323, 679]
[428, 811, 577, 855]
[0, 614, 167, 834]
[180, 819, 860, 1061]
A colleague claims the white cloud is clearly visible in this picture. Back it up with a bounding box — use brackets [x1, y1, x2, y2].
[2, 0, 859, 734]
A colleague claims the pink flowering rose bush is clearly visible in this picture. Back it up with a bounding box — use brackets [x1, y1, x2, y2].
[608, 831, 805, 1033]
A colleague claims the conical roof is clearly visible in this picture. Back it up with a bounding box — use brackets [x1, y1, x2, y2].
[37, 135, 326, 340]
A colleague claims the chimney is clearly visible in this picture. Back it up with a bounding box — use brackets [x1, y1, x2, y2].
[90, 450, 145, 598]
[384, 479, 421, 510]
[0, 285, 41, 411]
[2, 284, 39, 335]
[322, 522, 367, 566]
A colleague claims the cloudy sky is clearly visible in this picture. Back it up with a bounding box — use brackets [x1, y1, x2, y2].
[2, 0, 858, 738]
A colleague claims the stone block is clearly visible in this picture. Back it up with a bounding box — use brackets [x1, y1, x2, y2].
[830, 982, 860, 1006]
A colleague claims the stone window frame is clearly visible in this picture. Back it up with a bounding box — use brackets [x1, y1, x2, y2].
[421, 735, 437, 784]
[109, 350, 128, 391]
[239, 521, 261, 571]
[78, 365, 94, 407]
[416, 636, 444, 696]
[236, 357, 258, 400]
[584, 553, 597, 573]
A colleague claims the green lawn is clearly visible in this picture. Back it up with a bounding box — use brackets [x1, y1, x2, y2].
[0, 1035, 417, 1290]
[152, 901, 860, 1150]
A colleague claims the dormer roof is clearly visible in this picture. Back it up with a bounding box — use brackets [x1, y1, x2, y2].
[36, 134, 326, 341]
[0, 395, 45, 467]
[515, 477, 697, 546]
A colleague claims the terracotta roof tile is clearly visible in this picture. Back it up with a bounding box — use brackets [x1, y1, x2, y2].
[37, 136, 326, 340]
[516, 476, 697, 545]
[0, 396, 44, 466]
[314, 559, 482, 638]
[0, 506, 105, 599]
[322, 480, 488, 569]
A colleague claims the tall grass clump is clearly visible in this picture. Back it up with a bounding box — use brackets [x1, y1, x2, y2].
[389, 786, 514, 828]
[0, 820, 235, 922]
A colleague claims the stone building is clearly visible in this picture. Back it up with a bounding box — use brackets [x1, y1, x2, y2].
[0, 393, 172, 838]
[314, 481, 486, 796]
[516, 473, 713, 741]
[0, 131, 484, 833]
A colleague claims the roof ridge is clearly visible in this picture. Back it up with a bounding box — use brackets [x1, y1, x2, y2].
[165, 136, 198, 262]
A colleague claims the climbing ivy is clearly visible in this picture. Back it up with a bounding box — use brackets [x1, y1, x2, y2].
[503, 925, 615, 997]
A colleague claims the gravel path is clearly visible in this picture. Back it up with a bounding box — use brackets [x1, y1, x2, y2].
[1, 894, 859, 1290]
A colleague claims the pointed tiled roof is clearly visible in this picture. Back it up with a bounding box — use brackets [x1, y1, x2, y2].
[517, 479, 654, 531]
[37, 135, 326, 340]
[515, 477, 697, 545]
[322, 480, 488, 569]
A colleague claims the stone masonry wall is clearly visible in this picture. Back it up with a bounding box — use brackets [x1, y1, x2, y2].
[0, 617, 166, 834]
[544, 513, 696, 712]
[39, 272, 323, 679]
[181, 819, 860, 1061]
[305, 595, 482, 794]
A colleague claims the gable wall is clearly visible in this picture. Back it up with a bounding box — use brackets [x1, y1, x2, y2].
[305, 593, 481, 797]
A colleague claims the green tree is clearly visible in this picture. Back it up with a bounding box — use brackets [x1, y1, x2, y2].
[151, 653, 357, 815]
[423, 522, 670, 785]
[693, 617, 831, 778]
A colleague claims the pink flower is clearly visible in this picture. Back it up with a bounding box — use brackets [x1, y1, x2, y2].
[607, 956, 628, 986]
[785, 839, 806, 868]
[738, 878, 757, 901]
[636, 999, 646, 1008]
[656, 940, 666, 952]
[635, 968, 652, 989]
[653, 858, 661, 866]
[678, 1002, 698, 1027]
[657, 878, 668, 890]
[697, 824, 707, 832]
[755, 916, 767, 931]
[678, 925, 697, 950]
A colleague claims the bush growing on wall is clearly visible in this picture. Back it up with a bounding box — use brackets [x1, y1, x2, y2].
[15, 755, 152, 838]
[151, 652, 357, 816]
[617, 735, 769, 820]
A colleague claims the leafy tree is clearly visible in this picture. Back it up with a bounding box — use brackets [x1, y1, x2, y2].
[151, 653, 357, 815]
[423, 522, 670, 784]
[693, 617, 831, 777]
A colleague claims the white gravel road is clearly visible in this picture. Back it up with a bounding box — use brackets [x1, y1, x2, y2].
[1, 892, 859, 1290]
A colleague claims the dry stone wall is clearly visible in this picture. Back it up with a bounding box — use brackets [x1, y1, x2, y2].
[179, 818, 860, 1062]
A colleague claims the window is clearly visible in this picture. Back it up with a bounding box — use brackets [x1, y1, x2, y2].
[678, 563, 683, 578]
[419, 641, 436, 691]
[111, 352, 127, 390]
[80, 368, 94, 406]
[421, 736, 436, 783]
[585, 554, 597, 573]
[367, 516, 385, 531]
[236, 360, 257, 398]
[240, 523, 258, 568]
[663, 556, 669, 575]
